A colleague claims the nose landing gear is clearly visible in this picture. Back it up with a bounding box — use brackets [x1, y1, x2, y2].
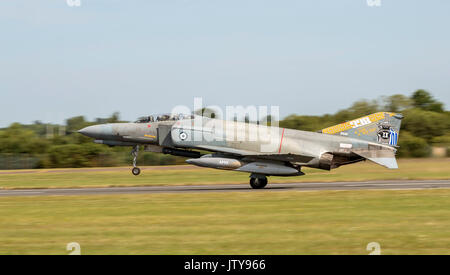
[132, 167, 141, 176]
[131, 145, 141, 176]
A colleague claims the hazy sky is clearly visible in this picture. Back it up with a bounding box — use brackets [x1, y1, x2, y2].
[1, 0, 449, 127]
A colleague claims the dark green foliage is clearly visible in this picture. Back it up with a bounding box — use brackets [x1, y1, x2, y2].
[0, 123, 50, 154]
[280, 115, 332, 132]
[382, 94, 412, 112]
[396, 131, 430, 158]
[411, 89, 444, 112]
[432, 134, 450, 145]
[401, 109, 449, 141]
[47, 144, 90, 168]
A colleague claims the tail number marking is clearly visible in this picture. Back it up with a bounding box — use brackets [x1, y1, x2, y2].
[349, 117, 371, 128]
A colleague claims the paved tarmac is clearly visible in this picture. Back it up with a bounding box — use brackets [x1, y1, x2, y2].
[0, 180, 449, 197]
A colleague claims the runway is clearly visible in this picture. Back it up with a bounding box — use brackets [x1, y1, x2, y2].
[0, 180, 450, 197]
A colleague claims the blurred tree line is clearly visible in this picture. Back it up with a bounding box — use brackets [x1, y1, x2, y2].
[0, 90, 448, 169]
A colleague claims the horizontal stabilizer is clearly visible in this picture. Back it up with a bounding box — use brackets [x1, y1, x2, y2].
[364, 157, 398, 169]
[352, 146, 398, 169]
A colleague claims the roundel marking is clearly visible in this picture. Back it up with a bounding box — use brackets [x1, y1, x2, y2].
[179, 131, 188, 141]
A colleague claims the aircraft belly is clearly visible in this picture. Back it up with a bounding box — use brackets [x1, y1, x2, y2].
[235, 161, 300, 175]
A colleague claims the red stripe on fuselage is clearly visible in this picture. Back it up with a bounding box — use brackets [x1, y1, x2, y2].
[278, 128, 285, 154]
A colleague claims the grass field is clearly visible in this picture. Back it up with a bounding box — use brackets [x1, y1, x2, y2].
[1, 158, 449, 254]
[0, 158, 449, 189]
[1, 189, 449, 254]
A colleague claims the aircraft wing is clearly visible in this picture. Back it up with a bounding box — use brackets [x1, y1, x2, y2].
[195, 145, 257, 156]
[195, 145, 315, 164]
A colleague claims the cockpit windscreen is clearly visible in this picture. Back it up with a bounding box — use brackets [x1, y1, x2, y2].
[135, 113, 194, 123]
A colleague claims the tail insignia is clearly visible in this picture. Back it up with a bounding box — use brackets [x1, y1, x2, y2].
[376, 122, 398, 146]
[389, 129, 398, 146]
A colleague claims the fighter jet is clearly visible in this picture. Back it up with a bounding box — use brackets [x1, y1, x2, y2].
[78, 112, 402, 189]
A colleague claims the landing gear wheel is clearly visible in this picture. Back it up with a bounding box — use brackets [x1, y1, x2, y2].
[250, 177, 268, 189]
[132, 167, 141, 176]
[131, 145, 141, 176]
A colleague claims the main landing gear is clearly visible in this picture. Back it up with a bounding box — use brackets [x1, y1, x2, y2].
[249, 174, 268, 189]
[131, 145, 141, 176]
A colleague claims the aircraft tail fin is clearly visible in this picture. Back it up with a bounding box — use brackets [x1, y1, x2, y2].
[322, 112, 403, 147]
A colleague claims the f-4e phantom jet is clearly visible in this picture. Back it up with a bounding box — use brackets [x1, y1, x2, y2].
[78, 112, 403, 189]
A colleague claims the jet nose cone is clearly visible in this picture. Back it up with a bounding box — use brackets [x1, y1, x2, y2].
[185, 159, 194, 164]
[77, 127, 88, 135]
[78, 125, 109, 138]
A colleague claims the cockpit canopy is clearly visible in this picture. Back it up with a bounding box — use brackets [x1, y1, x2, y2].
[135, 113, 194, 123]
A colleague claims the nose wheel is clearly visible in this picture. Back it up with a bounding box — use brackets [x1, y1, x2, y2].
[132, 167, 141, 176]
[131, 145, 141, 176]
